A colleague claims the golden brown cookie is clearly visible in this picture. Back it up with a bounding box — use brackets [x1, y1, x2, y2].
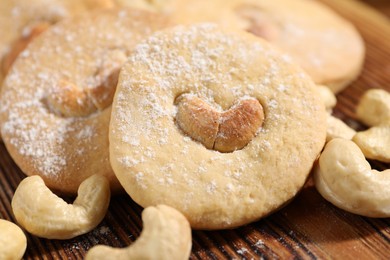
[109, 24, 327, 229]
[168, 0, 365, 93]
[0, 8, 169, 195]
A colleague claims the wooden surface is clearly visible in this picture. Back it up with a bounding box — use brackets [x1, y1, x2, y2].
[1, 0, 390, 259]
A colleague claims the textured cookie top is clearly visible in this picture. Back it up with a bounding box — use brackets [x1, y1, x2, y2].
[0, 8, 169, 194]
[169, 0, 365, 92]
[110, 24, 327, 229]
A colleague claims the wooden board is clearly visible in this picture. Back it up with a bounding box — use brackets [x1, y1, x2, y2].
[0, 0, 389, 259]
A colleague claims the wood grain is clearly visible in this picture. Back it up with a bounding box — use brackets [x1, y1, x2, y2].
[0, 0, 389, 259]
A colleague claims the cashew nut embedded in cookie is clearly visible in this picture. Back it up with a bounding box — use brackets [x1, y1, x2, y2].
[356, 89, 390, 127]
[2, 22, 51, 76]
[12, 174, 110, 239]
[314, 138, 390, 217]
[85, 205, 192, 260]
[175, 94, 264, 153]
[47, 49, 127, 117]
[0, 219, 27, 260]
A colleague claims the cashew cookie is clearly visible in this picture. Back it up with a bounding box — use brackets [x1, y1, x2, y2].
[167, 0, 365, 93]
[0, 9, 169, 194]
[314, 138, 390, 217]
[109, 24, 327, 229]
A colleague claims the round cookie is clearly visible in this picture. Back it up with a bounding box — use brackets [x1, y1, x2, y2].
[168, 0, 365, 93]
[0, 0, 114, 85]
[0, 8, 169, 195]
[109, 24, 327, 229]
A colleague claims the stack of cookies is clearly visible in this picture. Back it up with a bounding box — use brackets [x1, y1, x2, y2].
[2, 0, 386, 258]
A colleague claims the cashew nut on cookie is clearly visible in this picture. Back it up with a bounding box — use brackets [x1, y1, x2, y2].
[85, 205, 192, 260]
[314, 138, 390, 217]
[175, 94, 264, 152]
[12, 174, 110, 239]
[0, 219, 27, 260]
[47, 49, 127, 118]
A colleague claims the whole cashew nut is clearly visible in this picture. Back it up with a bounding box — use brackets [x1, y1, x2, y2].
[175, 94, 264, 152]
[356, 88, 390, 127]
[12, 174, 110, 239]
[314, 138, 390, 217]
[85, 205, 192, 260]
[353, 89, 390, 162]
[0, 219, 27, 260]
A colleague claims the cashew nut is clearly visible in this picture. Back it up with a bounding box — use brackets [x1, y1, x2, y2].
[2, 22, 50, 76]
[352, 124, 390, 163]
[326, 115, 356, 142]
[318, 85, 337, 112]
[12, 174, 110, 239]
[175, 94, 264, 153]
[47, 49, 127, 117]
[314, 138, 390, 217]
[356, 88, 390, 127]
[0, 219, 27, 260]
[85, 205, 192, 260]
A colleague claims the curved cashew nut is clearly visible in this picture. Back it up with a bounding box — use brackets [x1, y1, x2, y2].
[12, 174, 110, 239]
[314, 138, 390, 217]
[85, 205, 192, 260]
[326, 115, 356, 142]
[356, 88, 390, 127]
[175, 94, 264, 152]
[353, 89, 390, 162]
[0, 219, 27, 260]
[2, 22, 51, 76]
[47, 49, 127, 117]
[352, 124, 390, 163]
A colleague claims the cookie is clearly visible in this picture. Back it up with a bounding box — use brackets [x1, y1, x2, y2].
[109, 24, 327, 229]
[0, 0, 114, 85]
[168, 0, 365, 93]
[0, 8, 169, 195]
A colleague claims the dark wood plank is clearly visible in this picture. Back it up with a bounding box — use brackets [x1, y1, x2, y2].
[0, 0, 389, 259]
